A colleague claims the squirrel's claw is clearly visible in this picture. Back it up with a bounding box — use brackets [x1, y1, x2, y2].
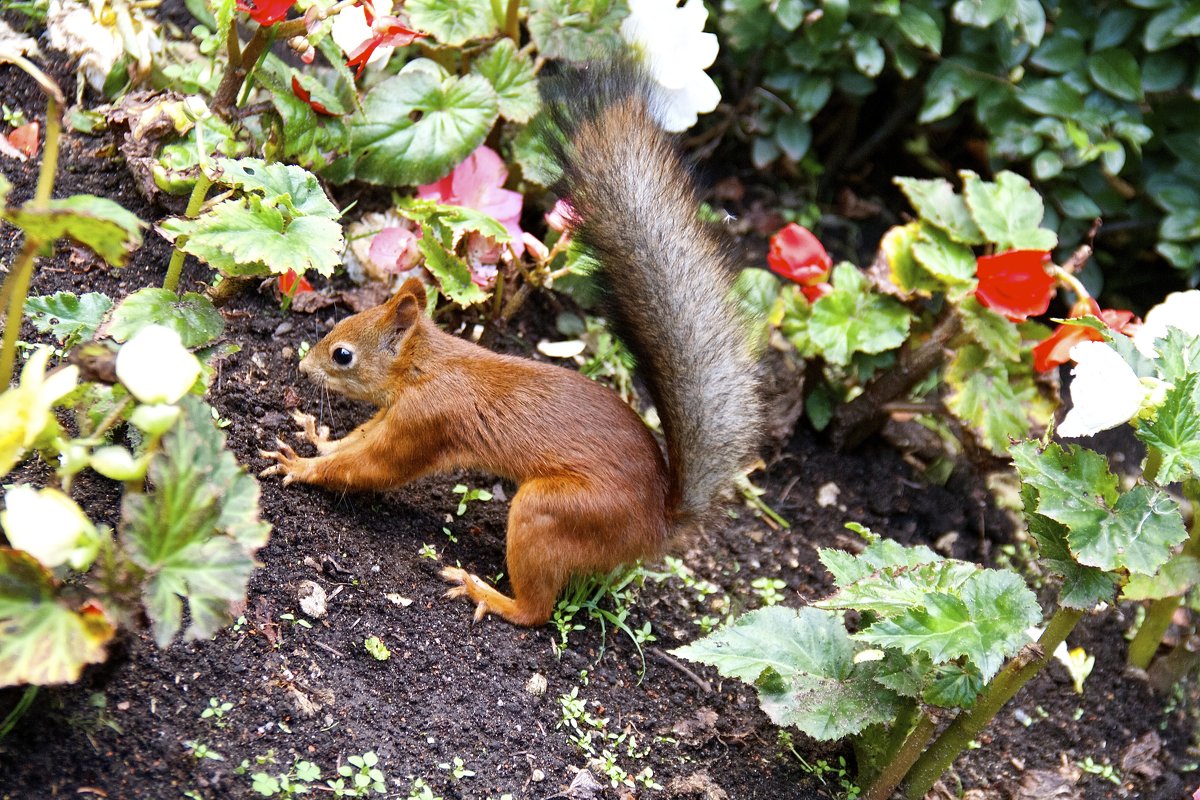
[291, 410, 332, 446]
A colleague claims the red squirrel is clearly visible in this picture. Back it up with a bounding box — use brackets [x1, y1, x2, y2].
[261, 63, 761, 626]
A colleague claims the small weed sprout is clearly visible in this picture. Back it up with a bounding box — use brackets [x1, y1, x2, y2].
[750, 576, 787, 606]
[200, 697, 233, 728]
[436, 756, 475, 781]
[407, 778, 443, 800]
[363, 636, 391, 661]
[297, 341, 311, 361]
[332, 752, 386, 795]
[184, 740, 225, 761]
[779, 732, 861, 798]
[452, 483, 493, 515]
[557, 688, 662, 790]
[418, 543, 439, 560]
[551, 564, 652, 667]
[1077, 757, 1121, 785]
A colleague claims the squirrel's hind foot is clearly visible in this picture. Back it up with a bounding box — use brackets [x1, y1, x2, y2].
[440, 566, 551, 627]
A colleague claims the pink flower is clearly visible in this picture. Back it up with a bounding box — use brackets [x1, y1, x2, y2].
[368, 226, 423, 274]
[418, 145, 524, 256]
[545, 198, 579, 232]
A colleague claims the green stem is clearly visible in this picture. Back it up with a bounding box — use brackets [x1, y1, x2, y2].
[0, 239, 39, 386]
[163, 174, 212, 293]
[902, 606, 1085, 799]
[1128, 478, 1200, 669]
[0, 686, 38, 741]
[34, 96, 61, 207]
[864, 709, 938, 800]
[504, 0, 521, 42]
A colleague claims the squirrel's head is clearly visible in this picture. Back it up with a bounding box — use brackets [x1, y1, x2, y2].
[300, 277, 427, 405]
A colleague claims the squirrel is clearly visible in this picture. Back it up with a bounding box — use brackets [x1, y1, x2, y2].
[260, 62, 761, 626]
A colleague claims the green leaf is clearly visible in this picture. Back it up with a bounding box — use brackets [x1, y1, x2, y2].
[882, 223, 939, 296]
[1137, 372, 1200, 483]
[851, 34, 885, 77]
[3, 196, 145, 266]
[527, 0, 624, 61]
[108, 288, 225, 347]
[406, 0, 496, 45]
[674, 606, 902, 740]
[1087, 48, 1143, 102]
[924, 663, 983, 708]
[896, 5, 942, 51]
[1030, 35, 1086, 73]
[395, 196, 511, 246]
[1013, 442, 1188, 576]
[959, 297, 1021, 362]
[858, 569, 1040, 682]
[808, 264, 912, 366]
[775, 116, 812, 161]
[819, 534, 941, 587]
[945, 345, 1048, 454]
[912, 224, 977, 287]
[0, 549, 115, 687]
[159, 197, 343, 278]
[1017, 480, 1118, 610]
[214, 157, 340, 219]
[122, 397, 268, 647]
[24, 291, 113, 347]
[340, 69, 498, 187]
[951, 0, 1015, 27]
[961, 170, 1057, 251]
[1017, 78, 1085, 117]
[417, 238, 489, 307]
[893, 177, 984, 244]
[470, 39, 539, 124]
[1122, 554, 1200, 601]
[820, 560, 980, 616]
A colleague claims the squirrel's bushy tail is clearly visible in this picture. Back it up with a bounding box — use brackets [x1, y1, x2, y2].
[541, 61, 762, 523]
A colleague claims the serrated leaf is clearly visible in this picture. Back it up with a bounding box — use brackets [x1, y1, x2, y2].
[882, 222, 939, 296]
[894, 177, 984, 245]
[1122, 554, 1200, 601]
[819, 536, 942, 587]
[1137, 372, 1200, 483]
[961, 170, 1057, 251]
[1152, 328, 1200, 383]
[819, 560, 980, 616]
[527, 0, 624, 61]
[808, 264, 911, 366]
[872, 649, 930, 698]
[395, 196, 511, 247]
[858, 569, 1040, 681]
[1013, 441, 1188, 576]
[945, 345, 1047, 454]
[24, 291, 113, 347]
[959, 296, 1021, 361]
[4, 195, 145, 266]
[0, 549, 115, 687]
[1017, 479, 1119, 609]
[122, 397, 268, 647]
[160, 197, 343, 278]
[339, 69, 498, 187]
[405, 0, 496, 45]
[214, 157, 340, 219]
[471, 39, 539, 123]
[108, 288, 225, 348]
[1087, 48, 1143, 102]
[912, 224, 977, 287]
[417, 238, 489, 307]
[673, 606, 900, 740]
[924, 663, 983, 708]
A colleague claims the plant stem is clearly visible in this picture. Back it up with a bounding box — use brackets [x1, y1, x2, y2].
[902, 606, 1085, 799]
[0, 686, 38, 741]
[863, 709, 938, 800]
[0, 239, 39, 385]
[34, 96, 62, 207]
[1128, 478, 1200, 670]
[504, 0, 521, 42]
[163, 174, 213, 293]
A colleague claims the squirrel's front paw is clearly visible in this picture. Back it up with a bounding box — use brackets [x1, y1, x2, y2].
[258, 438, 309, 485]
[291, 410, 337, 454]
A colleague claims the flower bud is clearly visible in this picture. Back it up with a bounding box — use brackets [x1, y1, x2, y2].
[115, 325, 203, 405]
[1, 485, 97, 570]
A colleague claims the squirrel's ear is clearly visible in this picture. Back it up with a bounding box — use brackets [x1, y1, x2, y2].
[389, 277, 426, 330]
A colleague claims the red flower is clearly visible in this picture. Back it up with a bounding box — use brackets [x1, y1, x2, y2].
[801, 283, 832, 302]
[346, 16, 425, 77]
[974, 249, 1055, 321]
[279, 269, 313, 295]
[767, 223, 832, 286]
[1032, 298, 1137, 372]
[290, 76, 340, 117]
[236, 0, 293, 25]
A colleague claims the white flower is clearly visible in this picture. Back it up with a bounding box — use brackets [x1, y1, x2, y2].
[1, 485, 97, 570]
[0, 347, 79, 475]
[115, 325, 202, 405]
[620, 0, 721, 132]
[331, 4, 393, 69]
[1058, 341, 1150, 438]
[1133, 290, 1200, 357]
[47, 0, 161, 90]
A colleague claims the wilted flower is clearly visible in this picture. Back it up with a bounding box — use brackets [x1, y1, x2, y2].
[974, 249, 1055, 322]
[115, 325, 202, 405]
[335, 11, 425, 77]
[1057, 341, 1150, 438]
[47, 0, 162, 89]
[343, 211, 427, 285]
[419, 145, 524, 256]
[1032, 297, 1137, 372]
[1, 485, 98, 570]
[620, 0, 720, 131]
[0, 347, 79, 476]
[767, 223, 832, 302]
[1132, 290, 1200, 357]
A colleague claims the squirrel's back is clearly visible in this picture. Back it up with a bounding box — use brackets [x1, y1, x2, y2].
[541, 62, 762, 523]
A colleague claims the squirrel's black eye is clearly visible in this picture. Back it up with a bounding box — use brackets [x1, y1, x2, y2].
[332, 347, 354, 367]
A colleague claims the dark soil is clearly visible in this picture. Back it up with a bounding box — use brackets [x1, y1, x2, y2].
[0, 45, 1197, 800]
